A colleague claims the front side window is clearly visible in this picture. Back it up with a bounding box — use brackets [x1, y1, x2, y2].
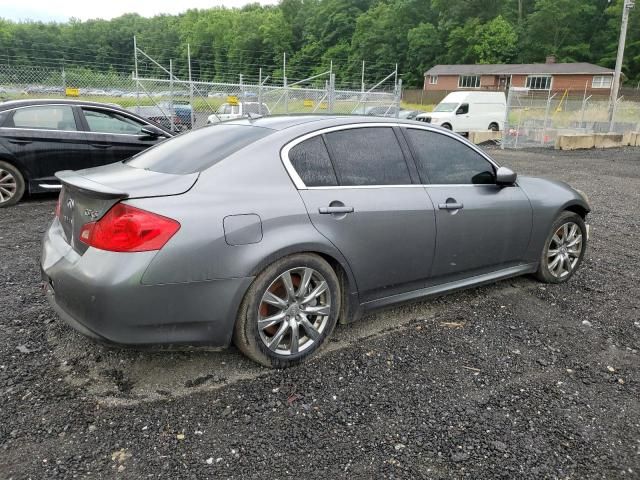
[526, 76, 552, 90]
[404, 128, 495, 185]
[458, 75, 480, 88]
[83, 109, 145, 134]
[288, 136, 338, 187]
[592, 75, 612, 88]
[324, 127, 411, 186]
[457, 104, 469, 115]
[10, 105, 77, 131]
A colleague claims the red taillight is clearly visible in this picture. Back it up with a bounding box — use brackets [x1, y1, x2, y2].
[79, 203, 180, 252]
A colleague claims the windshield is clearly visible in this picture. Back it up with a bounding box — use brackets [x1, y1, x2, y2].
[126, 124, 273, 174]
[433, 103, 459, 113]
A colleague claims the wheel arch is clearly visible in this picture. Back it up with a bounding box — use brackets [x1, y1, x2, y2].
[248, 244, 360, 324]
[563, 202, 589, 219]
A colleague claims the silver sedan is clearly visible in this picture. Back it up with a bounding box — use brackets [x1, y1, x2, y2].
[41, 116, 590, 367]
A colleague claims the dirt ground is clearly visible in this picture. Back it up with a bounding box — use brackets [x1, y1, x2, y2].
[0, 146, 638, 479]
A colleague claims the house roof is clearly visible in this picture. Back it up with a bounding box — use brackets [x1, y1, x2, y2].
[424, 63, 614, 76]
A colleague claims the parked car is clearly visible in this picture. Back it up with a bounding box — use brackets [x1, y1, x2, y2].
[416, 91, 506, 133]
[398, 109, 424, 120]
[0, 99, 173, 207]
[41, 115, 590, 368]
[207, 102, 270, 123]
[128, 105, 188, 132]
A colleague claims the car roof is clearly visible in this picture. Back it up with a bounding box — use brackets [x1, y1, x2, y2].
[223, 114, 427, 131]
[0, 98, 133, 111]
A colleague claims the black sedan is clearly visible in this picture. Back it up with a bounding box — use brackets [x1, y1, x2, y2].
[0, 99, 173, 207]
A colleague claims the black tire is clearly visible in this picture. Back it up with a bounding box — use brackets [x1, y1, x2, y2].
[489, 122, 499, 131]
[535, 211, 587, 284]
[0, 161, 25, 208]
[233, 253, 341, 368]
[441, 123, 452, 130]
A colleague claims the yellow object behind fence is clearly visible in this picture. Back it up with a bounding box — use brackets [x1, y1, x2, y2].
[65, 88, 79, 97]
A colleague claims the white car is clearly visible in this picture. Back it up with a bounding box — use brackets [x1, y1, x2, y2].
[416, 91, 505, 133]
[207, 102, 270, 124]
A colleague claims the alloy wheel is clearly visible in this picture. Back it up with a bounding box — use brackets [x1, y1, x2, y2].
[547, 222, 583, 279]
[0, 168, 17, 203]
[258, 267, 331, 356]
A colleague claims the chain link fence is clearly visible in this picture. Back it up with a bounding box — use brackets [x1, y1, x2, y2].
[0, 41, 402, 133]
[502, 87, 640, 148]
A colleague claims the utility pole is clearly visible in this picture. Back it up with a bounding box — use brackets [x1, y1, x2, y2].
[609, 0, 635, 131]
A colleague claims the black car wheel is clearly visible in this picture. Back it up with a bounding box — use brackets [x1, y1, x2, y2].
[233, 253, 341, 368]
[0, 161, 25, 208]
[535, 211, 587, 284]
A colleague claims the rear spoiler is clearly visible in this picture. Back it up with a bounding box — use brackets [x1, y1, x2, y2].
[55, 170, 129, 199]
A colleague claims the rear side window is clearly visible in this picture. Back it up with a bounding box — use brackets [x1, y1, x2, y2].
[10, 105, 77, 131]
[404, 128, 495, 185]
[288, 136, 337, 187]
[126, 124, 273, 174]
[83, 108, 145, 134]
[324, 127, 411, 186]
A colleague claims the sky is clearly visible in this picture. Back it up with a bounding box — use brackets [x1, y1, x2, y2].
[0, 0, 280, 22]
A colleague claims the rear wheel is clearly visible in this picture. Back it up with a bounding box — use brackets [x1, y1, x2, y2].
[441, 123, 452, 130]
[233, 253, 341, 368]
[489, 122, 499, 131]
[535, 211, 586, 283]
[0, 161, 25, 208]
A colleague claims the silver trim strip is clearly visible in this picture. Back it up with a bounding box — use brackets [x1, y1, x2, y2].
[39, 183, 62, 190]
[280, 122, 501, 190]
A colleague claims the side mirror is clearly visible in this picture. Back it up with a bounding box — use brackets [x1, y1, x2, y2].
[496, 166, 517, 186]
[140, 126, 164, 138]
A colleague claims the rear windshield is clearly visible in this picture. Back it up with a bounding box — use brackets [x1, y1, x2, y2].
[126, 124, 273, 174]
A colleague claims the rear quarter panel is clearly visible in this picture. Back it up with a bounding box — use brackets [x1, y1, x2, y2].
[137, 128, 357, 295]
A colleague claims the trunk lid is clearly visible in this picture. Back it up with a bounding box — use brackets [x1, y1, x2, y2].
[56, 162, 197, 254]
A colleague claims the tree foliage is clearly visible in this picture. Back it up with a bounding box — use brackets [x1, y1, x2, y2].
[0, 0, 638, 87]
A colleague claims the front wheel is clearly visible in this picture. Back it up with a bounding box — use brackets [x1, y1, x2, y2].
[489, 122, 499, 131]
[441, 123, 452, 130]
[535, 211, 587, 283]
[233, 253, 341, 368]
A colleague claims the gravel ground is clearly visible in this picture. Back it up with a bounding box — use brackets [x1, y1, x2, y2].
[1, 147, 639, 479]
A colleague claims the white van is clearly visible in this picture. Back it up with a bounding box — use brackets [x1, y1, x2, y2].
[416, 91, 506, 133]
[207, 102, 270, 124]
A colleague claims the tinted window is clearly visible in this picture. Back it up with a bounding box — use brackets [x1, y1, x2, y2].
[83, 108, 145, 134]
[289, 136, 337, 187]
[11, 105, 77, 131]
[324, 127, 411, 186]
[126, 124, 272, 174]
[405, 128, 495, 185]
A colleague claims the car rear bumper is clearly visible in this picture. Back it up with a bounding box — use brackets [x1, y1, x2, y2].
[41, 219, 253, 347]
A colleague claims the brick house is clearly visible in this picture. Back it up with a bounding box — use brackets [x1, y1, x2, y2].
[423, 59, 615, 96]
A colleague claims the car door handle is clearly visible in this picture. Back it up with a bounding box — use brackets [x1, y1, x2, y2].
[319, 206, 354, 214]
[8, 139, 32, 145]
[90, 143, 111, 149]
[438, 202, 464, 210]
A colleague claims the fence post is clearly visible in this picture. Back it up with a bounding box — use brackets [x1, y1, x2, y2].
[541, 92, 553, 146]
[328, 73, 335, 113]
[395, 78, 402, 118]
[258, 68, 263, 115]
[239, 74, 244, 104]
[502, 87, 513, 149]
[61, 67, 66, 95]
[133, 36, 140, 109]
[187, 43, 195, 129]
[169, 59, 175, 133]
[283, 52, 288, 114]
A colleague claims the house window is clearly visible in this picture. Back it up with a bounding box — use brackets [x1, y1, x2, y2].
[429, 75, 438, 85]
[592, 75, 613, 89]
[526, 76, 552, 90]
[458, 75, 480, 88]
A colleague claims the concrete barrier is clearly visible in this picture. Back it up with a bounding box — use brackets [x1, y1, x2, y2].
[594, 133, 624, 149]
[555, 134, 595, 150]
[622, 131, 640, 146]
[468, 130, 502, 144]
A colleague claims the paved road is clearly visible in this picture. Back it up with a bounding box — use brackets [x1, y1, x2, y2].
[0, 147, 638, 479]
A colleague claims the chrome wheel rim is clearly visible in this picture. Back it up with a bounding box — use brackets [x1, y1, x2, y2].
[258, 267, 331, 356]
[547, 222, 583, 278]
[0, 168, 17, 203]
